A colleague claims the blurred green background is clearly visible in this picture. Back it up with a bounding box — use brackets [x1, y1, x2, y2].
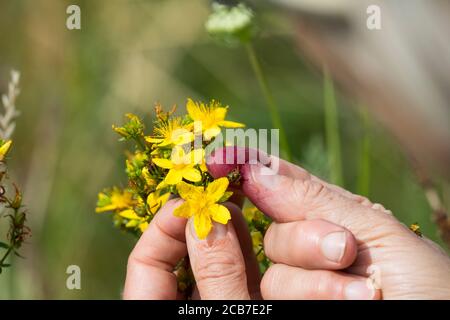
[0, 0, 444, 299]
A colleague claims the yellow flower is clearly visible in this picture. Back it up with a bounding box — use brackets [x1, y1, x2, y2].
[95, 188, 136, 213]
[152, 146, 203, 186]
[147, 191, 170, 215]
[186, 98, 244, 140]
[174, 177, 231, 239]
[118, 209, 149, 232]
[145, 117, 194, 147]
[0, 140, 12, 161]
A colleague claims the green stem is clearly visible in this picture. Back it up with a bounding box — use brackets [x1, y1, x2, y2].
[357, 106, 371, 196]
[323, 67, 344, 186]
[245, 43, 292, 161]
[0, 246, 13, 266]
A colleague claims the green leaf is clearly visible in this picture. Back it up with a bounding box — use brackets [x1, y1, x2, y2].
[0, 242, 10, 249]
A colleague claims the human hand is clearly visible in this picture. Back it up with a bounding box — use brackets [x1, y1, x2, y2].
[206, 147, 450, 299]
[123, 147, 450, 300]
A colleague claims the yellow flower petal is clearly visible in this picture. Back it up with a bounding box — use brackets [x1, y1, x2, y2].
[173, 201, 193, 218]
[186, 98, 202, 120]
[204, 126, 221, 140]
[194, 212, 212, 240]
[157, 138, 173, 147]
[95, 204, 116, 213]
[171, 146, 187, 165]
[182, 167, 202, 182]
[0, 140, 12, 160]
[164, 168, 183, 185]
[209, 204, 231, 225]
[214, 107, 227, 121]
[119, 209, 140, 220]
[152, 158, 173, 169]
[200, 162, 208, 172]
[158, 192, 170, 206]
[139, 222, 149, 232]
[187, 148, 205, 165]
[217, 120, 245, 128]
[177, 181, 203, 201]
[147, 191, 170, 214]
[156, 180, 166, 190]
[172, 130, 195, 146]
[206, 177, 229, 202]
[145, 137, 164, 144]
[126, 220, 140, 228]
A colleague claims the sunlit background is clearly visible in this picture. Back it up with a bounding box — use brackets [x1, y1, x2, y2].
[0, 0, 447, 299]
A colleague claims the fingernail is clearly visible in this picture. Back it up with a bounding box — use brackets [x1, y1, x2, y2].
[189, 218, 228, 243]
[344, 281, 375, 300]
[250, 163, 281, 190]
[321, 231, 346, 263]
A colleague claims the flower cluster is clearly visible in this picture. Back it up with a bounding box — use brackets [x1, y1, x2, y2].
[96, 98, 245, 239]
[96, 98, 273, 292]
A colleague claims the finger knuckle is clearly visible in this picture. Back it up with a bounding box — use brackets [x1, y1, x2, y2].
[292, 178, 327, 205]
[194, 244, 246, 284]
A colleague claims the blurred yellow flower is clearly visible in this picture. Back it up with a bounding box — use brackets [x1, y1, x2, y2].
[95, 188, 136, 213]
[187, 98, 244, 140]
[0, 140, 12, 161]
[152, 146, 203, 186]
[174, 177, 231, 239]
[145, 117, 194, 147]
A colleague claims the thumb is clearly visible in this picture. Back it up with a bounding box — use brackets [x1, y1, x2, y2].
[186, 217, 250, 300]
